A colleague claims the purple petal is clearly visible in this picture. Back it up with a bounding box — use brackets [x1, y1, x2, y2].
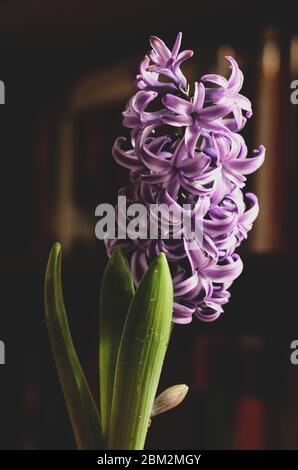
[223, 115, 246, 132]
[204, 213, 237, 237]
[193, 82, 205, 113]
[185, 125, 202, 157]
[229, 145, 265, 175]
[239, 193, 259, 230]
[173, 271, 199, 296]
[179, 154, 210, 176]
[201, 73, 228, 88]
[175, 49, 194, 68]
[162, 114, 193, 127]
[141, 169, 173, 184]
[200, 103, 230, 120]
[172, 139, 187, 166]
[205, 254, 243, 283]
[235, 93, 252, 112]
[232, 105, 243, 130]
[141, 144, 171, 172]
[133, 90, 158, 113]
[226, 56, 243, 93]
[150, 36, 171, 60]
[162, 93, 192, 115]
[195, 302, 223, 322]
[203, 234, 219, 259]
[113, 137, 142, 170]
[171, 32, 182, 59]
[173, 302, 194, 324]
[146, 135, 171, 154]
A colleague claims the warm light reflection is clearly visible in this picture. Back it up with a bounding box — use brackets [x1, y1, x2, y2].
[251, 29, 282, 253]
[216, 44, 235, 74]
[290, 35, 298, 75]
[262, 36, 280, 78]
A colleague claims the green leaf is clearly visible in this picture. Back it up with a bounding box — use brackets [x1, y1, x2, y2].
[99, 247, 135, 438]
[44, 243, 104, 450]
[108, 252, 173, 450]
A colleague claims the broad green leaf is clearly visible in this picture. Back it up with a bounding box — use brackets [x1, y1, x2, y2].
[99, 248, 135, 438]
[108, 253, 173, 450]
[44, 243, 104, 450]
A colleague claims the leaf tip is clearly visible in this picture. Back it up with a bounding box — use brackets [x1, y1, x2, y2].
[111, 246, 122, 262]
[151, 252, 168, 272]
[52, 242, 61, 256]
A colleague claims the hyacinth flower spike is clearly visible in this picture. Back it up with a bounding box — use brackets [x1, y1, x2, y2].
[108, 32, 265, 324]
[44, 32, 264, 451]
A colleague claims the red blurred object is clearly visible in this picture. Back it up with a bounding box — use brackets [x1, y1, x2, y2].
[233, 397, 266, 449]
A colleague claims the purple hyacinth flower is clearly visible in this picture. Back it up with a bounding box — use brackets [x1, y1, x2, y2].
[203, 188, 260, 260]
[148, 33, 193, 89]
[162, 82, 231, 157]
[136, 32, 193, 92]
[203, 133, 265, 201]
[122, 90, 165, 136]
[202, 56, 252, 131]
[140, 139, 220, 196]
[106, 33, 265, 324]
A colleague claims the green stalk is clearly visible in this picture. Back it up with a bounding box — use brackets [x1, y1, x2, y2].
[108, 253, 173, 450]
[44, 243, 104, 450]
[99, 248, 135, 438]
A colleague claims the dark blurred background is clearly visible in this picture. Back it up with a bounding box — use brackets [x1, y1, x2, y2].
[0, 0, 298, 450]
